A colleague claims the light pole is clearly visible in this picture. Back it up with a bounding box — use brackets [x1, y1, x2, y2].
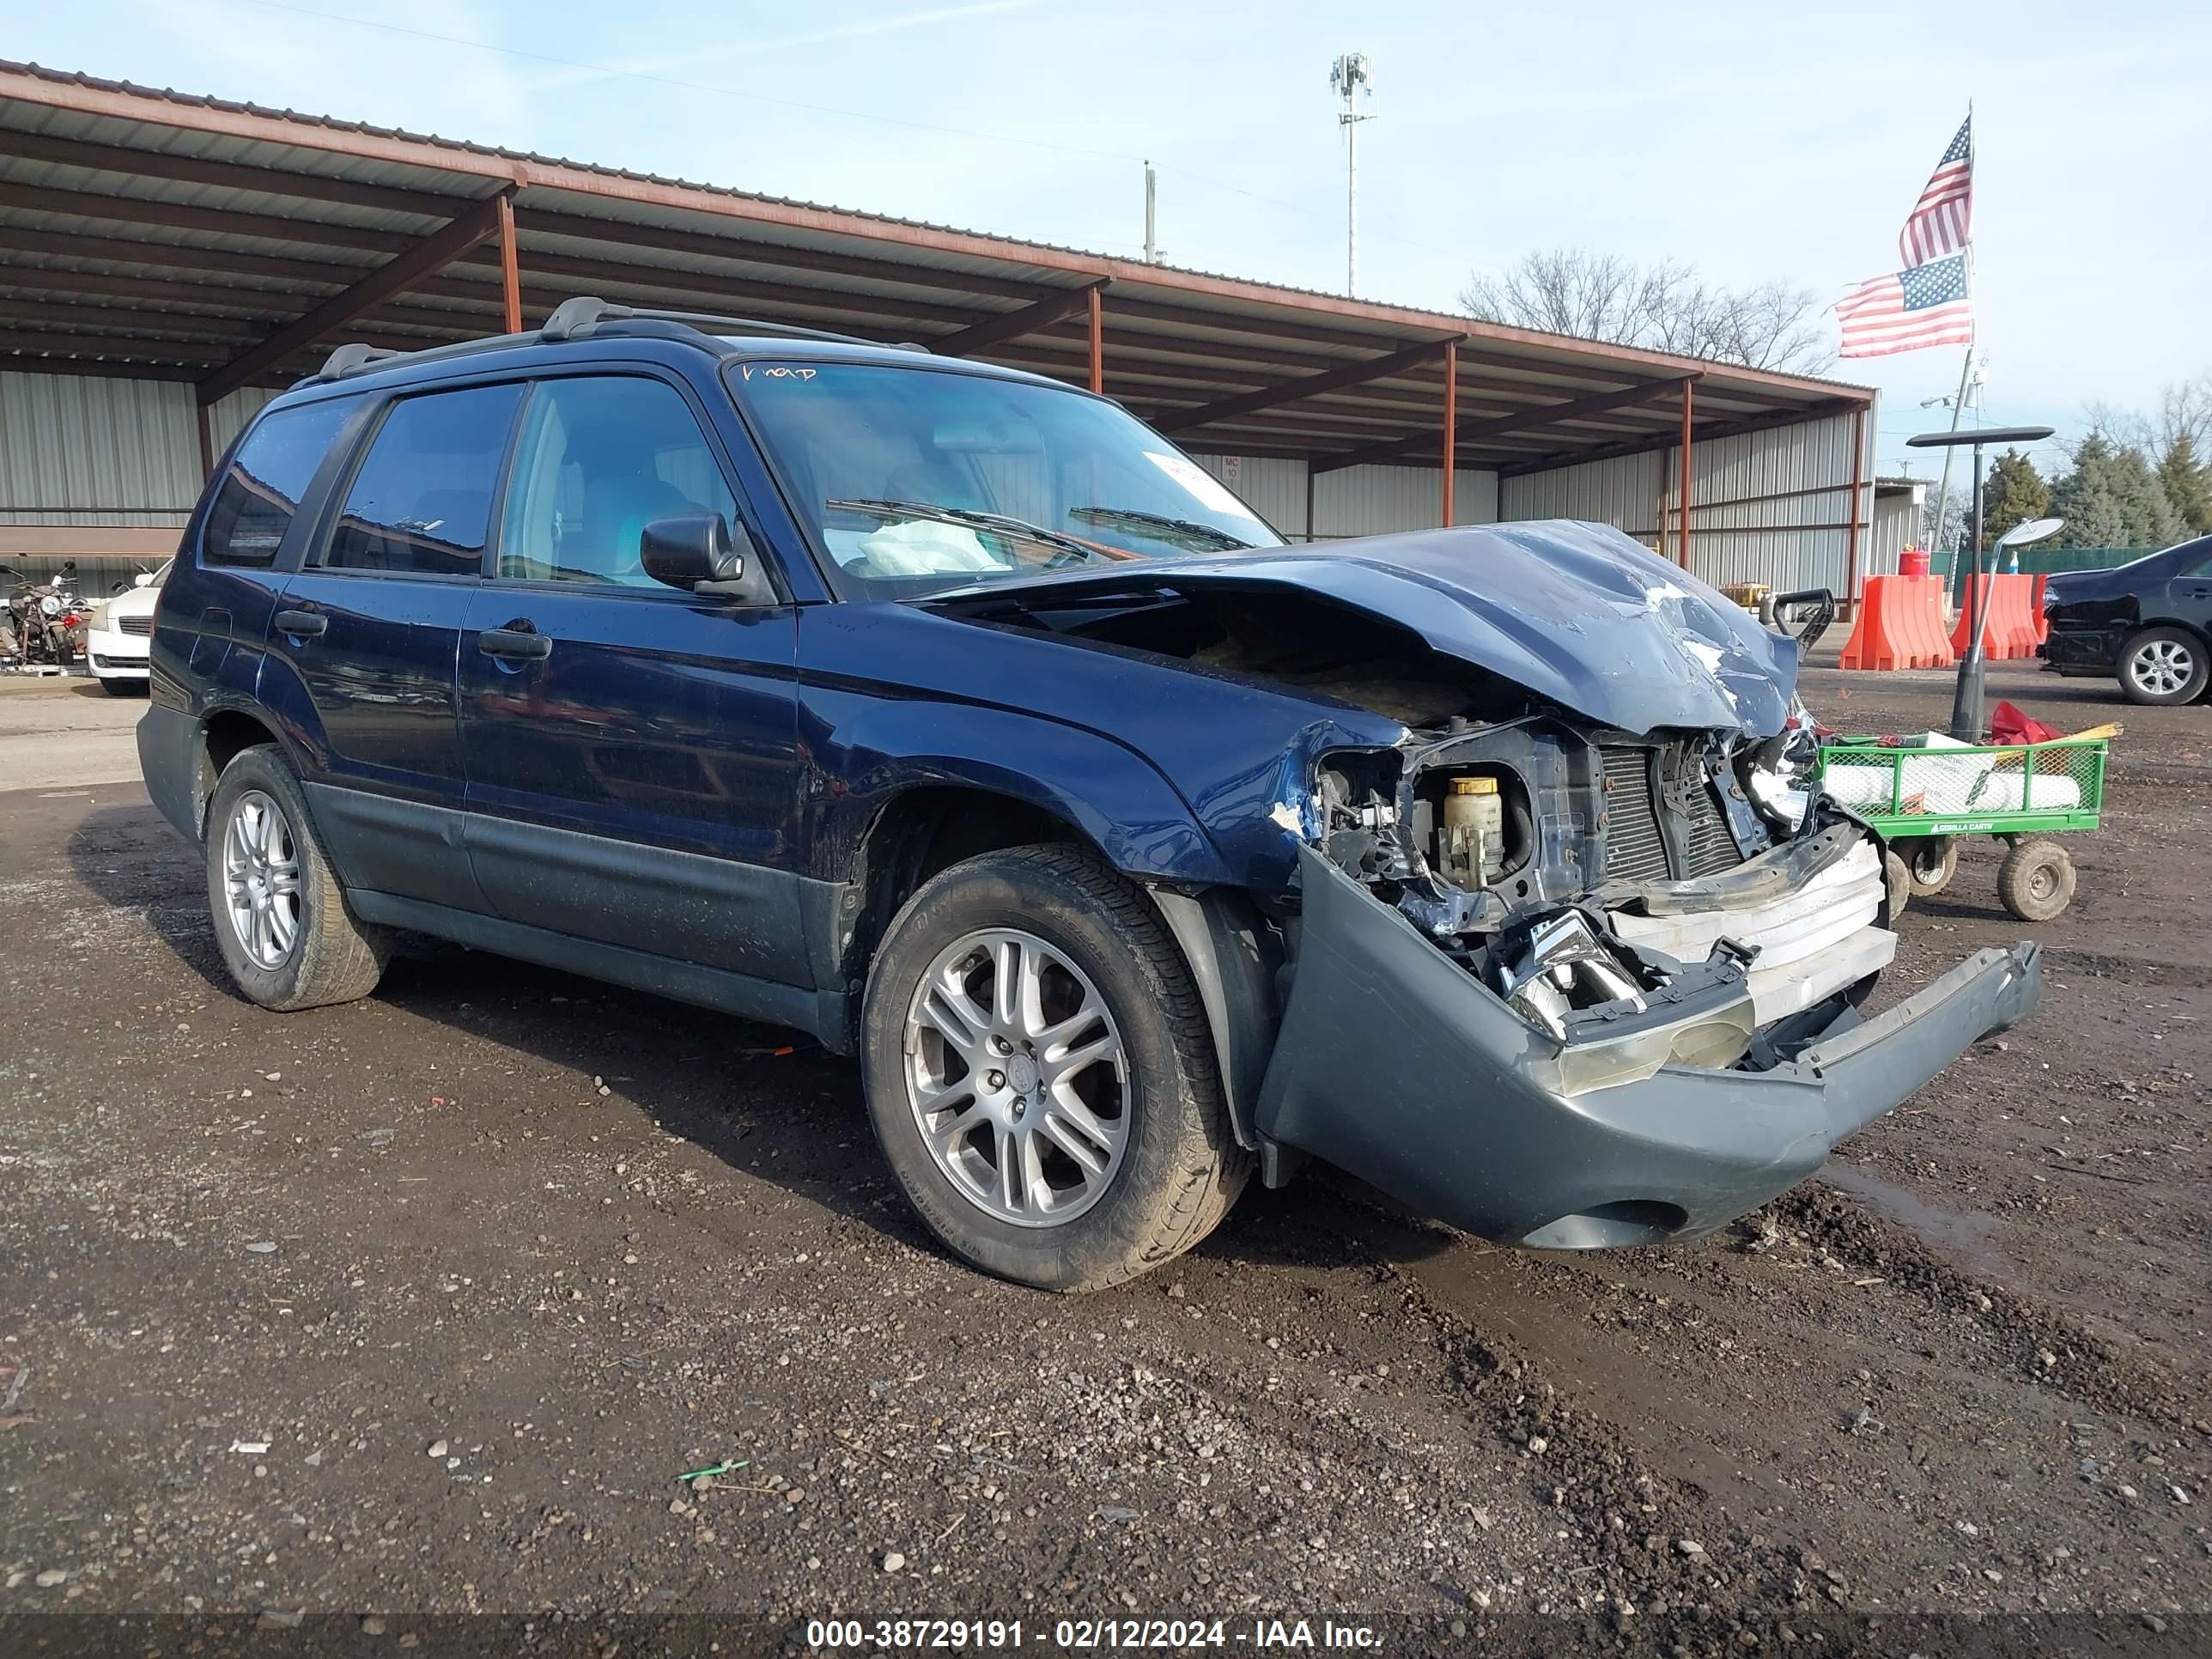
[1906, 423, 2056, 739]
[1329, 53, 1375, 297]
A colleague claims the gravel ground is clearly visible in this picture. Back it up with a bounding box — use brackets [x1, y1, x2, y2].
[1, 657, 2206, 1656]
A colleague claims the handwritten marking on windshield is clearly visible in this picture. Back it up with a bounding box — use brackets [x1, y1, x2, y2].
[739, 364, 818, 381]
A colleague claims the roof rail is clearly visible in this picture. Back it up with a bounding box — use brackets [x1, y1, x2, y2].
[539, 296, 896, 349]
[299, 295, 924, 390]
[315, 342, 404, 380]
[300, 329, 538, 387]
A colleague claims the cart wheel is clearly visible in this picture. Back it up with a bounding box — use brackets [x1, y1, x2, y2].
[1899, 836, 1959, 897]
[1883, 849, 1911, 919]
[1997, 837, 2075, 922]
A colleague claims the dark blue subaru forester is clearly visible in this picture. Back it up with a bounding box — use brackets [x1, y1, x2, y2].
[143, 298, 2039, 1290]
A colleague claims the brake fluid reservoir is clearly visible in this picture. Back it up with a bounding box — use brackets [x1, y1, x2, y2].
[1444, 775, 1506, 886]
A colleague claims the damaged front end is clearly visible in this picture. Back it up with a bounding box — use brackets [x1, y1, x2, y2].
[1256, 713, 2041, 1249]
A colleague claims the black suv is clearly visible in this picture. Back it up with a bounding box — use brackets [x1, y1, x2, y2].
[2039, 535, 2212, 704]
[142, 299, 2039, 1291]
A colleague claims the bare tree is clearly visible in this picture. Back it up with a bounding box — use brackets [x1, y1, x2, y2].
[1461, 249, 1833, 374]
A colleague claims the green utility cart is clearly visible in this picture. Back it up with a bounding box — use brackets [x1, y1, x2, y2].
[1815, 734, 2109, 921]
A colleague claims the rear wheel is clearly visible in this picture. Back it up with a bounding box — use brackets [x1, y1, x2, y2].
[1996, 836, 2075, 922]
[205, 744, 392, 1011]
[2118, 627, 2207, 706]
[860, 845, 1249, 1292]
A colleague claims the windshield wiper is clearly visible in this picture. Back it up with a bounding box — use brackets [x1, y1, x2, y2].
[1066, 505, 1255, 551]
[827, 498, 1113, 563]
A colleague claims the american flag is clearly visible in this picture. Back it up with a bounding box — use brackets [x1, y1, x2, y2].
[1836, 252, 1973, 358]
[1899, 115, 1972, 268]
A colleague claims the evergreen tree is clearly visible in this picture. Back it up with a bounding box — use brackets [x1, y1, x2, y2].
[2049, 435, 2129, 548]
[2106, 445, 2187, 546]
[1978, 449, 2049, 547]
[2157, 434, 2212, 536]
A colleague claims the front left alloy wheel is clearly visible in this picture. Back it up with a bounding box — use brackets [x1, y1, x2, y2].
[204, 744, 392, 1012]
[860, 845, 1249, 1291]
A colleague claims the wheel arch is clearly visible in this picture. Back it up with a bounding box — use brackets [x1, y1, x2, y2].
[832, 781, 1279, 1146]
[185, 702, 291, 839]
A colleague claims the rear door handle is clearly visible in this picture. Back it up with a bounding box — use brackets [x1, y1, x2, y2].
[477, 627, 552, 661]
[273, 609, 326, 639]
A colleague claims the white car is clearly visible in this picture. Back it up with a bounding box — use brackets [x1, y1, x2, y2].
[86, 561, 167, 694]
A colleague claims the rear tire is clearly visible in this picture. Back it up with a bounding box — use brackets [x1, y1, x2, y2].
[205, 744, 392, 1011]
[860, 845, 1249, 1292]
[2117, 626, 2207, 706]
[1996, 836, 2075, 922]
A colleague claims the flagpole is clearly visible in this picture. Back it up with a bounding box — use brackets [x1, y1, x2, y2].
[1932, 332, 1973, 599]
[1931, 102, 1974, 605]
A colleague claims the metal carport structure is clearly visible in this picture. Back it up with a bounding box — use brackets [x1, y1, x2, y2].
[0, 59, 1877, 597]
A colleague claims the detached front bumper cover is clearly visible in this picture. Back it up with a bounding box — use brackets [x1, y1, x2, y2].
[1255, 846, 2042, 1249]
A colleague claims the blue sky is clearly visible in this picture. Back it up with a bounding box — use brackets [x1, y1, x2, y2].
[15, 0, 2210, 477]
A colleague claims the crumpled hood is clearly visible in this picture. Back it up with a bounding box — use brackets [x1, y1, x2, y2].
[957, 520, 1800, 738]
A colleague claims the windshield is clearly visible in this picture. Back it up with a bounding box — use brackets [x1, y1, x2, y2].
[726, 360, 1280, 597]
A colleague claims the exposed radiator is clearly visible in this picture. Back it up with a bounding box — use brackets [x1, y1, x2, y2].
[1680, 780, 1741, 877]
[1600, 748, 1670, 881]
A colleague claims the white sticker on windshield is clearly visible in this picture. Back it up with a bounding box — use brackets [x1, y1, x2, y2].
[1142, 452, 1261, 521]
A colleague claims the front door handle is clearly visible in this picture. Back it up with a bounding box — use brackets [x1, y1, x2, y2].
[477, 627, 552, 661]
[273, 609, 326, 640]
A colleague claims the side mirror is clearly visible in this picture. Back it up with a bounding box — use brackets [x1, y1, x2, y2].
[133, 572, 157, 588]
[641, 514, 740, 588]
[640, 514, 774, 603]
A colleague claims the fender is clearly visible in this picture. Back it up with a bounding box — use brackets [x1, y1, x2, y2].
[805, 696, 1237, 890]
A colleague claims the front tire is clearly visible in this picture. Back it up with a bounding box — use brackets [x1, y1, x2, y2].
[860, 845, 1250, 1292]
[2118, 626, 2208, 706]
[205, 744, 392, 1011]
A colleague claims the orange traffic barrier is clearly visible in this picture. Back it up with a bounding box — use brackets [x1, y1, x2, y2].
[2032, 574, 2050, 643]
[1950, 574, 2040, 660]
[1839, 574, 1956, 671]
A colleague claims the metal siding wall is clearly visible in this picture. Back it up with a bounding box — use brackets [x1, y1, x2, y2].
[1500, 450, 1667, 543]
[0, 372, 202, 526]
[1867, 486, 1923, 578]
[1189, 457, 1498, 542]
[1313, 465, 1499, 539]
[1500, 410, 1875, 592]
[1191, 454, 1309, 539]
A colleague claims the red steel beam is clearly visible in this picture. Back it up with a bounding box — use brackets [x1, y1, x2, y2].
[197, 189, 515, 404]
[1087, 285, 1104, 394]
[496, 193, 523, 333]
[1844, 404, 1866, 612]
[1152, 338, 1454, 434]
[1441, 338, 1457, 526]
[1316, 372, 1698, 474]
[1677, 380, 1695, 568]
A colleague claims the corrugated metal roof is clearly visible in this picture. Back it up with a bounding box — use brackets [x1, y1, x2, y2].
[0, 58, 1872, 473]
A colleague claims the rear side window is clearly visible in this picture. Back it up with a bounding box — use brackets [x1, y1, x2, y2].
[499, 376, 739, 588]
[320, 383, 525, 576]
[201, 399, 356, 566]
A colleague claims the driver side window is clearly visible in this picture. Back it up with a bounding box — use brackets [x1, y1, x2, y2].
[501, 376, 738, 588]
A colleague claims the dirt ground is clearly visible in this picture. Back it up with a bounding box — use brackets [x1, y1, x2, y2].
[1, 657, 2206, 1656]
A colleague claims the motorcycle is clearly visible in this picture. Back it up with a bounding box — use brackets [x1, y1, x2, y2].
[6, 562, 92, 668]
